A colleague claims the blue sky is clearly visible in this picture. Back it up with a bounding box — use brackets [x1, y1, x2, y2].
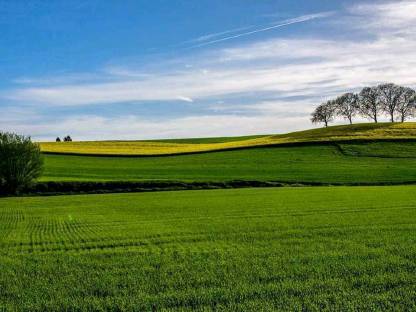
[1, 0, 416, 140]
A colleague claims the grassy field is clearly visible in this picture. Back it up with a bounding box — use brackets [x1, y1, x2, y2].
[4, 124, 416, 309]
[339, 141, 416, 158]
[39, 123, 416, 156]
[1, 186, 415, 310]
[41, 142, 416, 184]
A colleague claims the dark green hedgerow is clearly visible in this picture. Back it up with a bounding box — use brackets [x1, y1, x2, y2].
[0, 179, 412, 197]
[20, 180, 287, 196]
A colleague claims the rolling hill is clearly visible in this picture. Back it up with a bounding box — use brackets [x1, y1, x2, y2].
[40, 122, 416, 156]
[42, 142, 416, 184]
[39, 123, 416, 185]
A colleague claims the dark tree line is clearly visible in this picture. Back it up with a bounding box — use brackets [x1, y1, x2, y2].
[311, 83, 416, 127]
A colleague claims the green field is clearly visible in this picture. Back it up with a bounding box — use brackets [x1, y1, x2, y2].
[39, 123, 416, 156]
[339, 141, 416, 158]
[3, 124, 416, 310]
[42, 142, 416, 184]
[1, 186, 416, 310]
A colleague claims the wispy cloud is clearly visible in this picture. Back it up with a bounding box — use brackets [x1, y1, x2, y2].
[177, 96, 193, 103]
[4, 114, 311, 141]
[349, 0, 416, 33]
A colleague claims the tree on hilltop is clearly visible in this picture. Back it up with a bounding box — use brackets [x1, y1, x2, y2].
[311, 100, 336, 127]
[358, 86, 381, 123]
[335, 92, 359, 124]
[395, 87, 416, 122]
[377, 83, 406, 122]
[311, 83, 416, 127]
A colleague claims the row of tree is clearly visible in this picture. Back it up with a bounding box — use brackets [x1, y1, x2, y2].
[311, 83, 416, 127]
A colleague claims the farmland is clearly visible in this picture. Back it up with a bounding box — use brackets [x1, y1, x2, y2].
[4, 1, 416, 310]
[40, 123, 416, 156]
[1, 186, 416, 310]
[42, 141, 416, 184]
[2, 123, 416, 310]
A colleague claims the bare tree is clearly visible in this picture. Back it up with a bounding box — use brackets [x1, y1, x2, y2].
[311, 100, 336, 127]
[395, 87, 416, 122]
[335, 92, 359, 124]
[312, 83, 415, 126]
[377, 83, 406, 122]
[358, 87, 381, 123]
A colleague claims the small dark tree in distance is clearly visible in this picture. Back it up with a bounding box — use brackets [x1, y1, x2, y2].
[0, 132, 43, 194]
[395, 87, 416, 122]
[56, 137, 61, 142]
[335, 92, 359, 124]
[311, 100, 336, 127]
[377, 83, 405, 122]
[359, 86, 381, 123]
[63, 135, 72, 142]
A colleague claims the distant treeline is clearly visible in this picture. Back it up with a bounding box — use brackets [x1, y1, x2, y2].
[311, 83, 416, 127]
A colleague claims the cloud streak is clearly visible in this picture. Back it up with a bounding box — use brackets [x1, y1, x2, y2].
[186, 25, 255, 44]
[188, 12, 334, 48]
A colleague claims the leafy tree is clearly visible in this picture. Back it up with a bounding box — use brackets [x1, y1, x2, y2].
[377, 83, 406, 122]
[56, 137, 61, 142]
[335, 92, 359, 124]
[0, 132, 43, 194]
[64, 135, 72, 142]
[358, 87, 381, 123]
[311, 100, 336, 127]
[395, 87, 416, 122]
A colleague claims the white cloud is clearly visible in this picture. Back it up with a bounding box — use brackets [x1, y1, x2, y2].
[7, 2, 416, 107]
[1, 114, 314, 141]
[349, 0, 416, 33]
[177, 96, 193, 102]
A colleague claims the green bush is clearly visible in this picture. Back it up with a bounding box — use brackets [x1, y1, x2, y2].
[0, 132, 43, 194]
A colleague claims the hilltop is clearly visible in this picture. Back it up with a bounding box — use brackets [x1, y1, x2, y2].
[39, 122, 416, 156]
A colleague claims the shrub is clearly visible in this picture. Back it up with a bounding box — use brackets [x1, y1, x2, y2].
[0, 132, 43, 194]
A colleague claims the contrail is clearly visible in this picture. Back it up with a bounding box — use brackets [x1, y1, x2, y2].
[188, 12, 334, 49]
[191, 25, 255, 43]
[172, 25, 255, 48]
